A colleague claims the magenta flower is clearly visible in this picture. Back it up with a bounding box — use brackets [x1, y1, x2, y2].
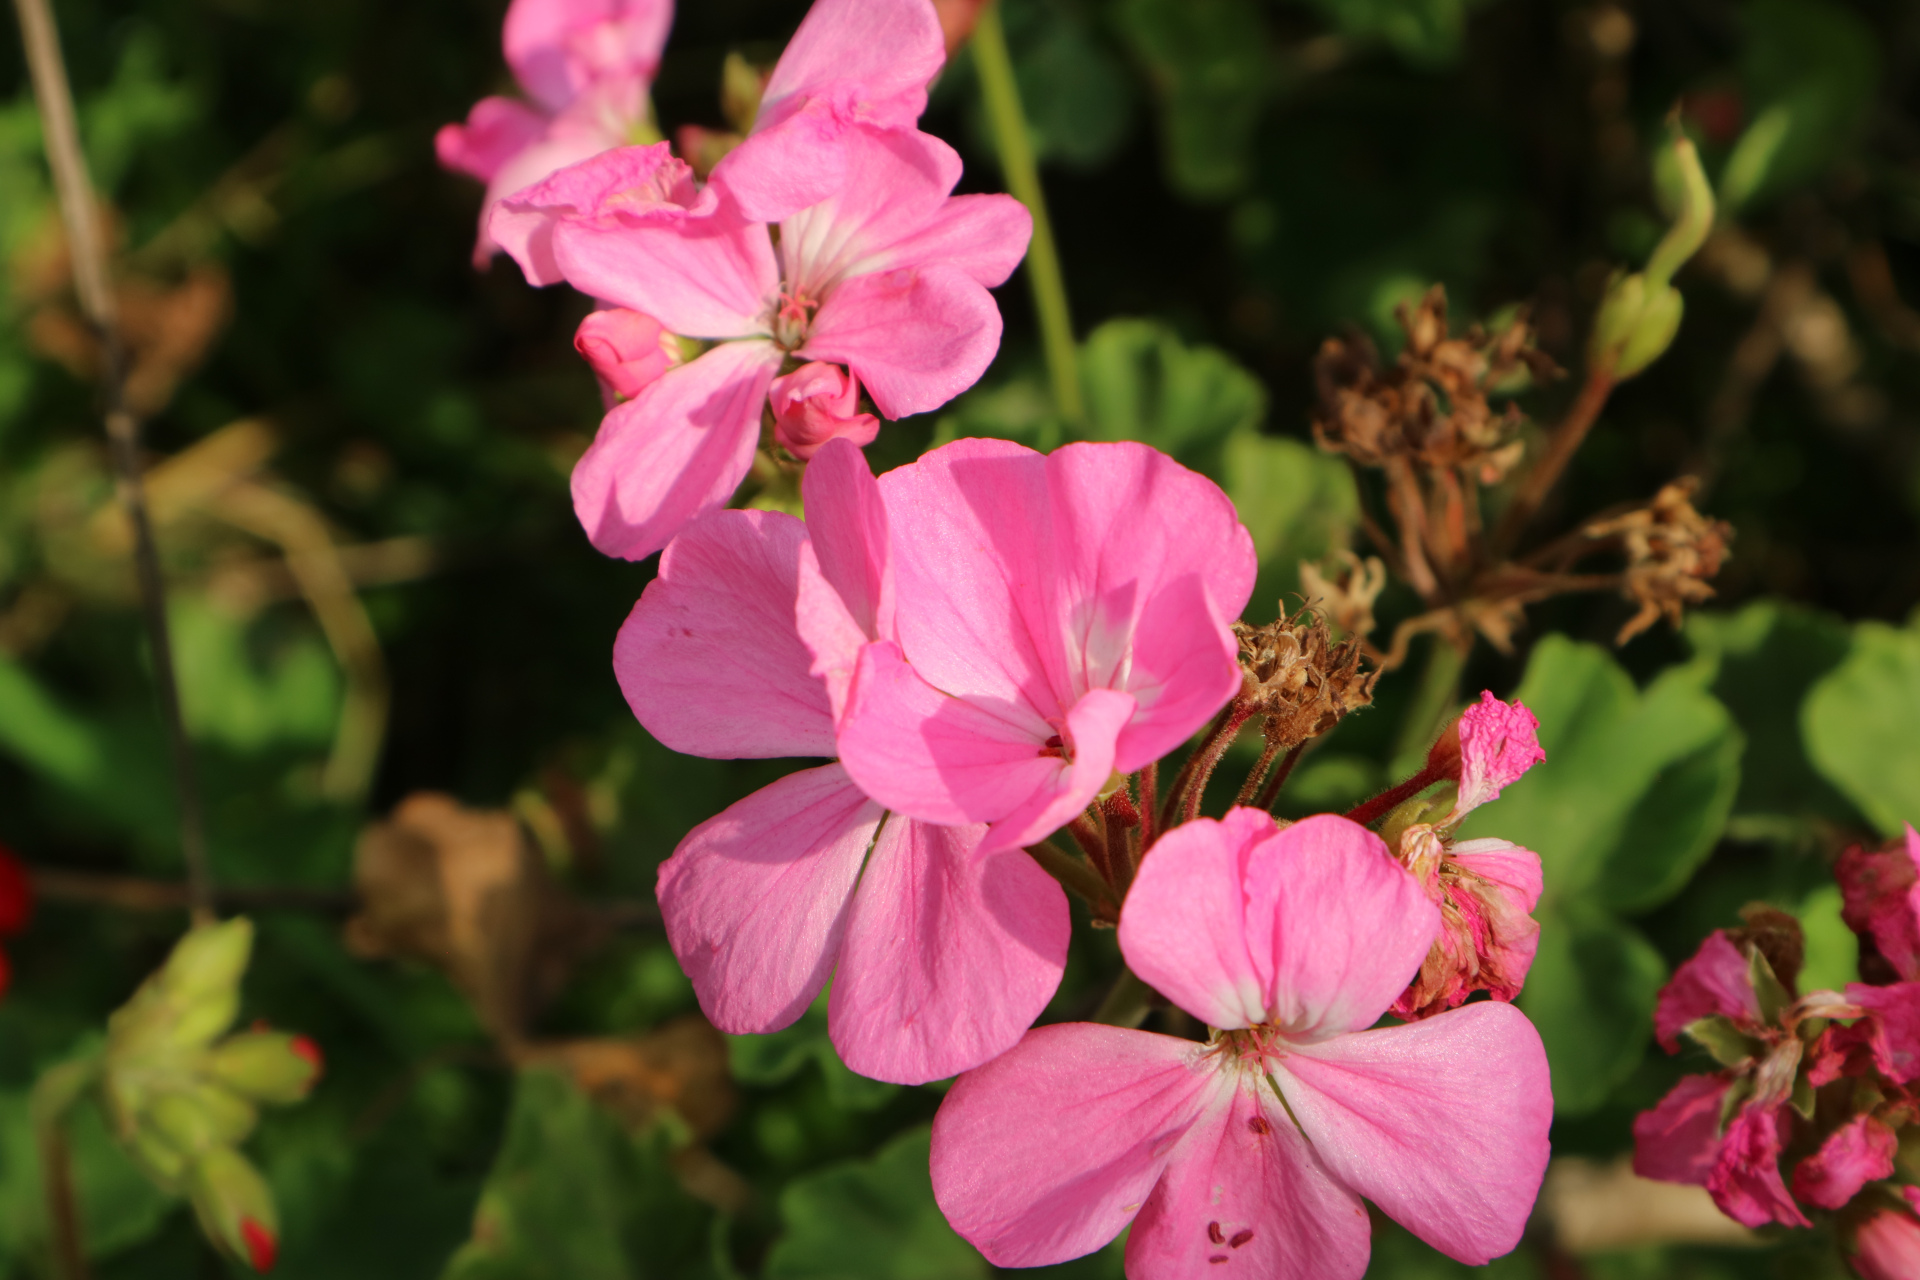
[1838, 825, 1920, 983]
[489, 128, 1029, 560]
[930, 810, 1553, 1278]
[437, 0, 672, 266]
[806, 438, 1256, 855]
[617, 443, 1067, 1084]
[1849, 1191, 1920, 1280]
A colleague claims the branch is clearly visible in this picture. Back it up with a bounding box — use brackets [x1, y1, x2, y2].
[12, 0, 214, 925]
[1493, 365, 1618, 555]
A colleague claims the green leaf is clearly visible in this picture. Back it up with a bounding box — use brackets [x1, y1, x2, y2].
[1220, 431, 1359, 623]
[173, 597, 341, 752]
[1293, 0, 1489, 68]
[1686, 601, 1853, 824]
[440, 1070, 714, 1280]
[764, 1126, 986, 1280]
[1796, 884, 1859, 995]
[727, 991, 900, 1112]
[1007, 2, 1135, 170]
[1079, 318, 1267, 469]
[1460, 636, 1742, 913]
[1515, 901, 1667, 1116]
[1804, 616, 1920, 837]
[1112, 0, 1271, 200]
[1722, 0, 1878, 211]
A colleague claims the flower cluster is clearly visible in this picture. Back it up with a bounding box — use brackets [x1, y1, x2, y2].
[445, 0, 1563, 1272]
[1635, 827, 1920, 1264]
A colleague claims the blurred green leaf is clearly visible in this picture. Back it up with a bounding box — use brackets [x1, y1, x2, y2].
[1221, 430, 1359, 622]
[1113, 0, 1270, 199]
[1517, 901, 1667, 1116]
[1007, 0, 1135, 170]
[1722, 0, 1877, 211]
[1796, 884, 1859, 995]
[1803, 615, 1920, 836]
[0, 1081, 177, 1267]
[441, 1069, 713, 1280]
[173, 597, 341, 752]
[728, 991, 900, 1113]
[1080, 318, 1266, 469]
[1293, 0, 1490, 68]
[1686, 601, 1853, 825]
[764, 1125, 985, 1280]
[1462, 636, 1742, 913]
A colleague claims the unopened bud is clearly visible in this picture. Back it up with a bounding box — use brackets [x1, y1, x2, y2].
[162, 919, 254, 1008]
[720, 52, 764, 133]
[1588, 123, 1713, 380]
[769, 362, 881, 460]
[189, 1147, 279, 1273]
[206, 1031, 323, 1104]
[1844, 1192, 1920, 1280]
[574, 308, 681, 403]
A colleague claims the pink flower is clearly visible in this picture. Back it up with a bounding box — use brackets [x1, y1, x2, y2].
[1850, 1192, 1920, 1280]
[490, 130, 1029, 561]
[617, 443, 1067, 1084]
[574, 307, 681, 403]
[803, 438, 1256, 855]
[710, 0, 947, 223]
[1390, 825, 1543, 1020]
[770, 362, 880, 459]
[437, 0, 672, 266]
[1838, 826, 1920, 983]
[929, 809, 1553, 1279]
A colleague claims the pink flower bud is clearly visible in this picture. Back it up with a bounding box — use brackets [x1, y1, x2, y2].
[1850, 1194, 1920, 1280]
[573, 308, 681, 403]
[769, 362, 880, 460]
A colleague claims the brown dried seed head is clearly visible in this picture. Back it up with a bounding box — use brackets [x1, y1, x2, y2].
[1233, 610, 1379, 750]
[1584, 477, 1733, 644]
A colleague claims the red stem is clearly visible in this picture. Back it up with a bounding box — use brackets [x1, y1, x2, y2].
[1344, 763, 1444, 829]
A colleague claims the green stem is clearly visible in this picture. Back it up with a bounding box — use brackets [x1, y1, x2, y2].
[1024, 841, 1114, 914]
[1093, 967, 1156, 1028]
[972, 0, 1083, 437]
[31, 1054, 100, 1280]
[1391, 635, 1468, 773]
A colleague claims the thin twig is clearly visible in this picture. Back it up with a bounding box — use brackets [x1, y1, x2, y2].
[1235, 733, 1285, 808]
[13, 0, 214, 925]
[1493, 365, 1618, 554]
[1137, 761, 1158, 852]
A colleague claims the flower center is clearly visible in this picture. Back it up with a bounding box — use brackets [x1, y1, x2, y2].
[772, 289, 819, 350]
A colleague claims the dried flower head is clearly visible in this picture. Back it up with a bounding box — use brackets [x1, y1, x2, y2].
[1298, 550, 1387, 638]
[1584, 477, 1732, 644]
[1233, 608, 1379, 751]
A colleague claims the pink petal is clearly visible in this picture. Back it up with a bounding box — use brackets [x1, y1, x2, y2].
[1112, 572, 1244, 772]
[1450, 691, 1545, 819]
[835, 639, 1058, 826]
[715, 0, 945, 222]
[1119, 809, 1296, 1032]
[1842, 982, 1920, 1083]
[488, 141, 703, 287]
[801, 437, 895, 643]
[1247, 814, 1440, 1040]
[436, 96, 550, 182]
[575, 307, 679, 401]
[570, 338, 783, 561]
[768, 362, 879, 459]
[657, 764, 880, 1033]
[828, 821, 1067, 1084]
[1837, 825, 1920, 983]
[1393, 839, 1545, 1020]
[1448, 838, 1545, 912]
[1853, 1203, 1920, 1280]
[1706, 1101, 1809, 1228]
[796, 543, 869, 723]
[1791, 1112, 1897, 1210]
[612, 507, 835, 759]
[1275, 1001, 1553, 1265]
[1632, 1073, 1730, 1186]
[504, 0, 672, 112]
[470, 117, 624, 269]
[981, 687, 1137, 854]
[799, 262, 1003, 419]
[1126, 1075, 1370, 1280]
[930, 1023, 1215, 1268]
[1654, 931, 1762, 1052]
[873, 192, 1032, 288]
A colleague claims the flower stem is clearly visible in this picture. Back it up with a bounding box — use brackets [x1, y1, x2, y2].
[31, 1054, 100, 1280]
[1093, 967, 1156, 1028]
[1024, 841, 1115, 916]
[972, 0, 1083, 437]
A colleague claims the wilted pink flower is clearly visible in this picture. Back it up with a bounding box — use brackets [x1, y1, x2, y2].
[1633, 923, 1920, 1228]
[930, 810, 1553, 1279]
[806, 438, 1255, 854]
[490, 128, 1029, 560]
[574, 307, 681, 403]
[710, 0, 947, 223]
[1850, 1191, 1920, 1280]
[437, 0, 672, 266]
[618, 444, 1067, 1083]
[770, 362, 880, 459]
[1838, 826, 1920, 983]
[1390, 824, 1543, 1020]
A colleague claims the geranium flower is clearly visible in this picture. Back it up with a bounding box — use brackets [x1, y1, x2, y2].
[1389, 691, 1546, 1019]
[617, 443, 1067, 1084]
[491, 128, 1029, 560]
[1634, 919, 1920, 1227]
[807, 438, 1255, 855]
[437, 0, 673, 266]
[930, 809, 1553, 1279]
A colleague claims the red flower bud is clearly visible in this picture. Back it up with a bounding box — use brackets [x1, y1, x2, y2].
[574, 308, 681, 403]
[769, 362, 880, 460]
